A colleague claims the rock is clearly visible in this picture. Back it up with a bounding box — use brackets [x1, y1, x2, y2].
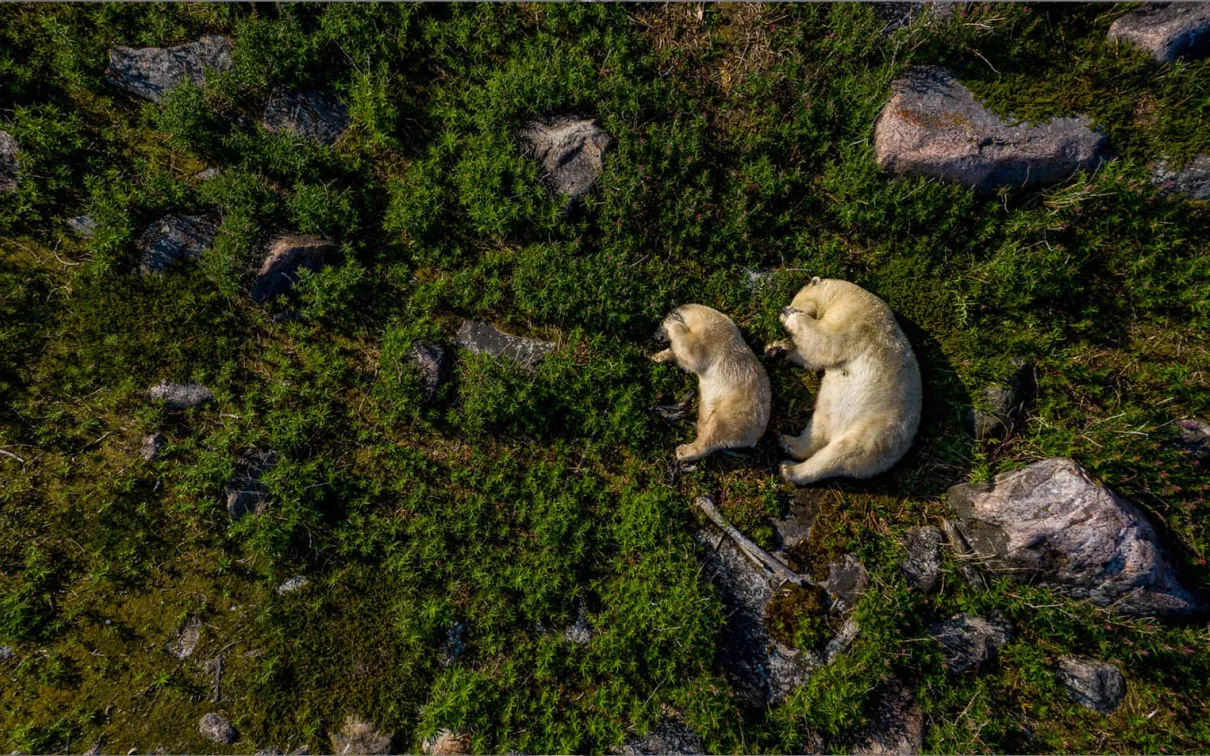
[851, 682, 923, 755]
[226, 450, 277, 520]
[929, 614, 1012, 675]
[106, 35, 234, 103]
[250, 234, 334, 304]
[140, 432, 165, 462]
[0, 645, 13, 661]
[696, 525, 821, 708]
[966, 362, 1034, 441]
[1174, 419, 1210, 461]
[0, 131, 17, 192]
[83, 743, 102, 755]
[277, 576, 309, 595]
[410, 342, 448, 399]
[520, 118, 612, 198]
[199, 712, 237, 745]
[138, 215, 217, 274]
[193, 167, 222, 183]
[948, 458, 1203, 617]
[149, 381, 214, 409]
[822, 554, 869, 613]
[563, 606, 592, 645]
[439, 622, 467, 667]
[824, 617, 861, 664]
[1108, 3, 1210, 63]
[263, 89, 351, 146]
[616, 718, 703, 755]
[255, 749, 283, 756]
[1152, 155, 1210, 200]
[1056, 655, 1126, 715]
[167, 615, 203, 660]
[772, 499, 817, 553]
[875, 2, 925, 33]
[900, 526, 944, 593]
[66, 216, 97, 239]
[421, 730, 470, 755]
[329, 715, 391, 755]
[455, 320, 556, 368]
[873, 67, 1107, 192]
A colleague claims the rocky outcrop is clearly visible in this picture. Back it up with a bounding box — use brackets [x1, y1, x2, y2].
[850, 682, 924, 755]
[200, 712, 238, 745]
[1108, 3, 1210, 63]
[226, 450, 277, 520]
[965, 361, 1034, 441]
[900, 525, 944, 593]
[520, 118, 612, 198]
[616, 718, 704, 755]
[874, 67, 1107, 192]
[0, 131, 19, 192]
[948, 458, 1203, 617]
[263, 90, 351, 146]
[1152, 155, 1210, 201]
[929, 614, 1012, 675]
[1056, 655, 1126, 715]
[330, 715, 391, 755]
[149, 381, 214, 409]
[106, 35, 233, 103]
[138, 215, 217, 274]
[250, 234, 334, 303]
[455, 320, 555, 368]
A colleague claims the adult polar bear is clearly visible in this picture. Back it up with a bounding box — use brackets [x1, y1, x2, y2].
[766, 278, 922, 485]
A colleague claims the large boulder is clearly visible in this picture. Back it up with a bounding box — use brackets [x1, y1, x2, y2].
[1152, 155, 1210, 201]
[1056, 655, 1126, 715]
[1108, 3, 1210, 63]
[199, 712, 238, 745]
[616, 718, 703, 755]
[929, 614, 1012, 675]
[263, 89, 351, 146]
[250, 234, 334, 303]
[873, 67, 1107, 192]
[850, 682, 923, 755]
[106, 35, 234, 103]
[455, 320, 556, 368]
[138, 215, 217, 273]
[948, 458, 1203, 617]
[149, 381, 214, 409]
[0, 130, 18, 192]
[520, 118, 612, 198]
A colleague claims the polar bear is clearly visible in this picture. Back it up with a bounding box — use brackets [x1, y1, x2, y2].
[651, 304, 772, 463]
[766, 278, 921, 485]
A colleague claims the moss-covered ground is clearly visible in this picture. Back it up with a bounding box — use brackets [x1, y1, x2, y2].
[1, 3, 1208, 753]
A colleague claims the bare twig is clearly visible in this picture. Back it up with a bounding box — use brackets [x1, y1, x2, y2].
[693, 496, 814, 587]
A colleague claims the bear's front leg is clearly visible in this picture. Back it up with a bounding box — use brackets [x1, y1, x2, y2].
[650, 348, 676, 364]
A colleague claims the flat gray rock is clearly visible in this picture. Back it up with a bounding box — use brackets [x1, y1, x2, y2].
[138, 215, 216, 274]
[329, 715, 391, 755]
[1152, 155, 1210, 200]
[929, 613, 1012, 675]
[1108, 3, 1210, 63]
[455, 320, 555, 368]
[149, 381, 214, 409]
[250, 234, 334, 303]
[1056, 655, 1126, 715]
[106, 35, 233, 103]
[67, 215, 97, 238]
[167, 615, 202, 660]
[263, 89, 350, 146]
[874, 67, 1107, 192]
[822, 554, 869, 613]
[616, 718, 703, 755]
[226, 450, 277, 520]
[411, 342, 448, 399]
[850, 681, 923, 755]
[1174, 419, 1210, 461]
[948, 458, 1203, 617]
[0, 131, 19, 191]
[276, 575, 309, 595]
[0, 645, 14, 662]
[520, 118, 612, 198]
[141, 432, 165, 462]
[199, 712, 237, 745]
[193, 167, 222, 183]
[900, 526, 944, 593]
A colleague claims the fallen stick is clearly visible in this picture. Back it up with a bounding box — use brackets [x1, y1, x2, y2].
[693, 496, 815, 588]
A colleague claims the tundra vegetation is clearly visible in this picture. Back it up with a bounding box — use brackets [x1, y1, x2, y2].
[1, 3, 1208, 754]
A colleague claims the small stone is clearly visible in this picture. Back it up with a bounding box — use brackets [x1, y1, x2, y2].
[67, 215, 97, 238]
[138, 215, 217, 274]
[520, 118, 612, 198]
[900, 526, 944, 593]
[1152, 155, 1210, 200]
[1174, 419, 1210, 461]
[199, 712, 237, 745]
[141, 432, 165, 462]
[563, 606, 592, 645]
[616, 718, 703, 755]
[851, 682, 923, 755]
[226, 450, 277, 521]
[255, 750, 283, 756]
[410, 342, 448, 399]
[1108, 3, 1210, 63]
[455, 320, 556, 368]
[875, 2, 925, 34]
[0, 645, 13, 661]
[421, 730, 470, 756]
[822, 554, 869, 613]
[277, 576, 309, 595]
[824, 617, 861, 664]
[149, 381, 214, 409]
[772, 499, 817, 553]
[966, 362, 1034, 441]
[250, 234, 335, 304]
[929, 614, 1012, 675]
[263, 89, 351, 146]
[0, 131, 18, 192]
[329, 715, 391, 755]
[1056, 655, 1126, 715]
[106, 35, 234, 103]
[948, 458, 1203, 617]
[874, 67, 1107, 192]
[439, 622, 467, 667]
[167, 615, 203, 660]
[193, 167, 222, 183]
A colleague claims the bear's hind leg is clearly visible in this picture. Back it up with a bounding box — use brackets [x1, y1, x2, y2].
[779, 417, 828, 461]
[778, 423, 892, 485]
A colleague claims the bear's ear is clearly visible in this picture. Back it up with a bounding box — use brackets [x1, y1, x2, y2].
[810, 276, 822, 286]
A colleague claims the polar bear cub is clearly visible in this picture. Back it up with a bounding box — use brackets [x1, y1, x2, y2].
[652, 304, 772, 463]
[767, 278, 921, 485]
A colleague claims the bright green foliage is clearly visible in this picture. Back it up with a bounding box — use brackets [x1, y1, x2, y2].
[1, 3, 1209, 754]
